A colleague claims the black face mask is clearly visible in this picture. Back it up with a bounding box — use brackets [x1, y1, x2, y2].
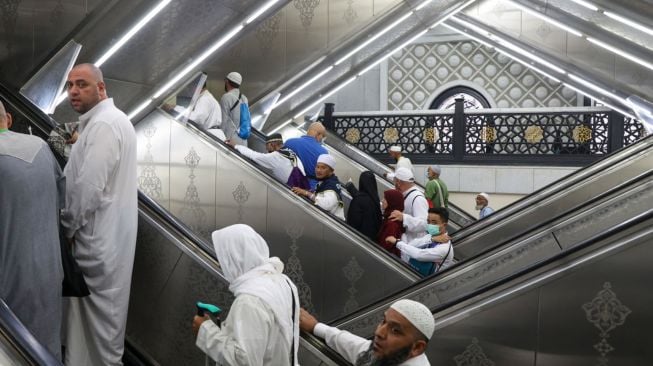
[355, 344, 412, 366]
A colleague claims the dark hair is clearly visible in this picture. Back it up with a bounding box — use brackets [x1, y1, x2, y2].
[428, 207, 449, 223]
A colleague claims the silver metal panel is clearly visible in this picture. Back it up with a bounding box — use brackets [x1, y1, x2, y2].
[454, 138, 653, 260]
[423, 221, 653, 364]
[554, 178, 653, 249]
[133, 109, 417, 322]
[429, 291, 539, 365]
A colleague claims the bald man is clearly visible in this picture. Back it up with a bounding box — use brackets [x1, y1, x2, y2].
[0, 101, 64, 359]
[61, 63, 138, 365]
[284, 122, 328, 189]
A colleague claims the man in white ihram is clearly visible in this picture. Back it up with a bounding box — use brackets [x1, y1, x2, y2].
[192, 224, 300, 365]
[389, 168, 429, 260]
[301, 299, 435, 365]
[61, 63, 137, 365]
[188, 81, 225, 140]
[385, 145, 413, 181]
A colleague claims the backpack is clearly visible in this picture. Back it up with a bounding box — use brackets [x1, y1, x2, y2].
[230, 92, 251, 140]
[279, 149, 310, 189]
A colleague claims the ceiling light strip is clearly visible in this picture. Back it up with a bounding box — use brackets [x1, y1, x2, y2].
[95, 0, 172, 67]
[563, 83, 636, 120]
[568, 74, 626, 104]
[603, 11, 653, 37]
[569, 0, 598, 11]
[335, 12, 413, 66]
[586, 37, 653, 71]
[507, 1, 582, 37]
[294, 76, 358, 119]
[246, 0, 280, 24]
[273, 66, 335, 108]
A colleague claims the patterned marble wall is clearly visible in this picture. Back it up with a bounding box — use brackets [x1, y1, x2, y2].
[385, 38, 579, 110]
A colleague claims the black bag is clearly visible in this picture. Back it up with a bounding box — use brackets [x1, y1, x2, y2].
[59, 227, 90, 297]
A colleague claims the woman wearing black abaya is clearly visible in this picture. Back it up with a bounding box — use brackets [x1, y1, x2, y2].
[346, 171, 382, 241]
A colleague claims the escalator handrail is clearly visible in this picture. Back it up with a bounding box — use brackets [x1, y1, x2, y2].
[0, 83, 56, 132]
[451, 134, 653, 242]
[0, 298, 63, 366]
[333, 199, 653, 330]
[168, 117, 420, 279]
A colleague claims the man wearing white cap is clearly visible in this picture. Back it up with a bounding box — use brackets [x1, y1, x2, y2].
[221, 71, 249, 146]
[300, 299, 434, 365]
[389, 167, 429, 260]
[385, 145, 413, 181]
[476, 192, 494, 219]
[425, 165, 448, 208]
[292, 153, 345, 220]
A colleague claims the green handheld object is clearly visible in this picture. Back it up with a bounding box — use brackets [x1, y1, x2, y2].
[196, 302, 221, 317]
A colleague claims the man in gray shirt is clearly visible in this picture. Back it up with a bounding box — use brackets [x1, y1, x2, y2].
[221, 71, 248, 146]
[0, 100, 64, 359]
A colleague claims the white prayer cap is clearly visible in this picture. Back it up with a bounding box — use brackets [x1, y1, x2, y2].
[478, 192, 490, 200]
[226, 72, 242, 85]
[394, 167, 414, 182]
[429, 165, 441, 175]
[389, 145, 402, 153]
[317, 154, 336, 169]
[390, 299, 435, 340]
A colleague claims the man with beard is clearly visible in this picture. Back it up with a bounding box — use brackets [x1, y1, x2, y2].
[292, 153, 345, 220]
[300, 299, 433, 365]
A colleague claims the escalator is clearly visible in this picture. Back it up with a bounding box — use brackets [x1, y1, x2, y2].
[273, 119, 650, 260]
[253, 125, 477, 231]
[0, 299, 62, 366]
[324, 209, 653, 364]
[0, 86, 352, 366]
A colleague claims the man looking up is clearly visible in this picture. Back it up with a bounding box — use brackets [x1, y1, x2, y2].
[292, 154, 345, 220]
[284, 121, 328, 189]
[61, 63, 138, 365]
[0, 100, 64, 359]
[300, 299, 434, 365]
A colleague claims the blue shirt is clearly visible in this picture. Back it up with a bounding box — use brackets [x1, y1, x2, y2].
[479, 206, 494, 219]
[284, 135, 327, 189]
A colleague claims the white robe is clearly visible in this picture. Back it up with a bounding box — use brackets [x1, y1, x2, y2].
[396, 234, 455, 270]
[314, 190, 345, 220]
[313, 323, 430, 365]
[197, 225, 300, 365]
[234, 145, 306, 183]
[386, 156, 414, 181]
[189, 89, 222, 130]
[61, 98, 138, 366]
[220, 89, 248, 146]
[400, 188, 429, 256]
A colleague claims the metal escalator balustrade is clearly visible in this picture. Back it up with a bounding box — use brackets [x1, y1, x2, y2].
[452, 134, 653, 260]
[133, 108, 419, 324]
[1, 87, 349, 365]
[324, 169, 652, 338]
[300, 201, 652, 364]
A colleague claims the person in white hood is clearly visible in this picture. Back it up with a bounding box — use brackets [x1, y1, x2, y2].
[192, 224, 300, 365]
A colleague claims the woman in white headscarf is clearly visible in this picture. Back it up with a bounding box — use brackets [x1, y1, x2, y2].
[192, 224, 300, 365]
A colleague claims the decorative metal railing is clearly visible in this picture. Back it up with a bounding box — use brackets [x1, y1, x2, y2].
[321, 99, 647, 165]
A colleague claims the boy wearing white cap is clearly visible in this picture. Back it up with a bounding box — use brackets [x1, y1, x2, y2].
[292, 154, 345, 220]
[385, 145, 414, 181]
[476, 192, 494, 219]
[221, 71, 248, 146]
[300, 299, 434, 365]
